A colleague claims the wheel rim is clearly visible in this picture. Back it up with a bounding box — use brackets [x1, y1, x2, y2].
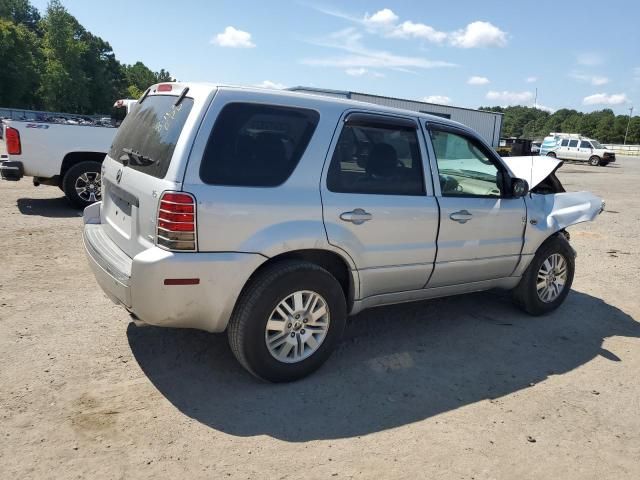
[536, 253, 568, 303]
[590, 157, 599, 166]
[75, 172, 101, 202]
[265, 290, 330, 364]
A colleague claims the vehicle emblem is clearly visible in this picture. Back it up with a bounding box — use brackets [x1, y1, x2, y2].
[116, 169, 123, 184]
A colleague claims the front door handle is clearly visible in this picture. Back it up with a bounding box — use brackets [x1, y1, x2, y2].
[340, 208, 372, 225]
[449, 209, 473, 224]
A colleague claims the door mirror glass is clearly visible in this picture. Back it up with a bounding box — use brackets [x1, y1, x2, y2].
[511, 178, 529, 197]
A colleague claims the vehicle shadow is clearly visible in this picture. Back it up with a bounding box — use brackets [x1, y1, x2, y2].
[127, 290, 639, 441]
[17, 197, 80, 218]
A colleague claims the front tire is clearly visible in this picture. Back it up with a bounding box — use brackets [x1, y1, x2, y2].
[589, 155, 601, 166]
[62, 161, 102, 208]
[513, 235, 575, 316]
[228, 261, 347, 382]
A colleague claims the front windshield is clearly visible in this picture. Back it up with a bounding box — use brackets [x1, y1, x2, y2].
[591, 140, 603, 149]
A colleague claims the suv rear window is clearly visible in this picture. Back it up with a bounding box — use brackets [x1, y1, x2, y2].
[199, 103, 319, 187]
[109, 95, 194, 179]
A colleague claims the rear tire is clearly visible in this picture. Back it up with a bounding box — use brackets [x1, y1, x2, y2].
[227, 260, 347, 382]
[62, 161, 102, 209]
[589, 155, 601, 166]
[546, 152, 556, 158]
[512, 235, 575, 316]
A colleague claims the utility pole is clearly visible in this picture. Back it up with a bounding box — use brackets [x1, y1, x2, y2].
[624, 106, 634, 145]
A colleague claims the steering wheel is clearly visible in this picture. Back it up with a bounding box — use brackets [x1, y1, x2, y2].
[439, 174, 462, 194]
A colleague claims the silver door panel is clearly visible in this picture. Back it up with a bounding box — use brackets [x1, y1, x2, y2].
[359, 263, 434, 298]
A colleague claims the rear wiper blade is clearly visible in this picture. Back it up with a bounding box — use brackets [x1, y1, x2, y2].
[122, 147, 155, 167]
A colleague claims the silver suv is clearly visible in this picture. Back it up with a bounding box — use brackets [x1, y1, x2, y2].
[83, 83, 604, 382]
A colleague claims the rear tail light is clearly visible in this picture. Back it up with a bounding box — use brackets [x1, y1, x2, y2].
[6, 127, 21, 155]
[156, 191, 197, 251]
[157, 84, 172, 92]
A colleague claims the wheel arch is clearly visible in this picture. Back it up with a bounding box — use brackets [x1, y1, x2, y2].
[241, 249, 357, 313]
[60, 151, 107, 181]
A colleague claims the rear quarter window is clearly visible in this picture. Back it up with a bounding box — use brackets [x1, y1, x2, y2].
[199, 103, 320, 187]
[109, 95, 194, 179]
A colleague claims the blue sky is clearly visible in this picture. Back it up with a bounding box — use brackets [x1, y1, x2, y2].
[32, 0, 639, 114]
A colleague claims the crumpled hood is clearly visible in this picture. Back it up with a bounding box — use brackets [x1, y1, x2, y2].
[502, 155, 563, 189]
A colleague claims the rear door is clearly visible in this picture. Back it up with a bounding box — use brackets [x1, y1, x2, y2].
[425, 124, 525, 287]
[321, 112, 439, 299]
[101, 87, 202, 258]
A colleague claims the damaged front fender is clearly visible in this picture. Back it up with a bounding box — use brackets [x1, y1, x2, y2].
[522, 191, 605, 256]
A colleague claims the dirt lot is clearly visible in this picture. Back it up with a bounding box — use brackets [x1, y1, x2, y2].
[1, 158, 639, 479]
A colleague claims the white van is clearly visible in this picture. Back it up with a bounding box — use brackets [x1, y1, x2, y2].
[539, 133, 615, 166]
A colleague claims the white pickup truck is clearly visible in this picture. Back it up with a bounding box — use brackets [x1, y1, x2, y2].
[0, 99, 136, 207]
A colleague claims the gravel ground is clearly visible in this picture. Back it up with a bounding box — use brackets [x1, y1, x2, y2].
[1, 157, 639, 479]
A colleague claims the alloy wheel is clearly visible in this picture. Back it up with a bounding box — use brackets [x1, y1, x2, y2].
[264, 290, 330, 363]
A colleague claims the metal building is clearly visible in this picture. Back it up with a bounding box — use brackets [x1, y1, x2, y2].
[288, 86, 503, 147]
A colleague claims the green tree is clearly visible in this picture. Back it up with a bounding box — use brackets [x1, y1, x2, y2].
[39, 0, 90, 112]
[0, 18, 41, 108]
[0, 0, 41, 32]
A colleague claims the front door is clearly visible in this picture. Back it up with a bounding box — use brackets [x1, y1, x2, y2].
[425, 124, 526, 287]
[321, 113, 439, 299]
[576, 140, 593, 161]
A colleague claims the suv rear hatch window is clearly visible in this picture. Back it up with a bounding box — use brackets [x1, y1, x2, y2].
[109, 95, 194, 179]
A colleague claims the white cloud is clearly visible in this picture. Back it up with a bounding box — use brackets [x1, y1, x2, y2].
[423, 95, 451, 104]
[346, 67, 368, 76]
[486, 90, 533, 105]
[577, 52, 603, 66]
[583, 93, 629, 106]
[255, 80, 286, 89]
[310, 6, 506, 48]
[388, 21, 447, 43]
[303, 27, 457, 72]
[364, 8, 398, 27]
[467, 76, 490, 85]
[534, 104, 555, 113]
[525, 76, 537, 83]
[570, 73, 609, 86]
[450, 21, 507, 48]
[211, 26, 255, 48]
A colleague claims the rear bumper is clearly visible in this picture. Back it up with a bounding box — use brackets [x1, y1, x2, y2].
[0, 160, 24, 181]
[83, 202, 266, 332]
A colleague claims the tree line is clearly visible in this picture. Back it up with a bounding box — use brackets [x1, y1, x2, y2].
[480, 105, 640, 144]
[0, 0, 174, 114]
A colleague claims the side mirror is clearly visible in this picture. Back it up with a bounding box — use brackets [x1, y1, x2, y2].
[511, 178, 529, 197]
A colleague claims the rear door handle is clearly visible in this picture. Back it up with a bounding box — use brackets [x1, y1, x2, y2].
[449, 210, 473, 224]
[340, 208, 372, 225]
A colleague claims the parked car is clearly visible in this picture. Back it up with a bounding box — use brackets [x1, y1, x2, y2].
[0, 99, 136, 207]
[83, 83, 605, 382]
[540, 133, 615, 166]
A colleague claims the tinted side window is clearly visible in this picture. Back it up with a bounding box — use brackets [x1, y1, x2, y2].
[327, 122, 424, 196]
[580, 140, 591, 148]
[561, 139, 569, 147]
[569, 140, 579, 147]
[199, 103, 319, 186]
[429, 129, 502, 198]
